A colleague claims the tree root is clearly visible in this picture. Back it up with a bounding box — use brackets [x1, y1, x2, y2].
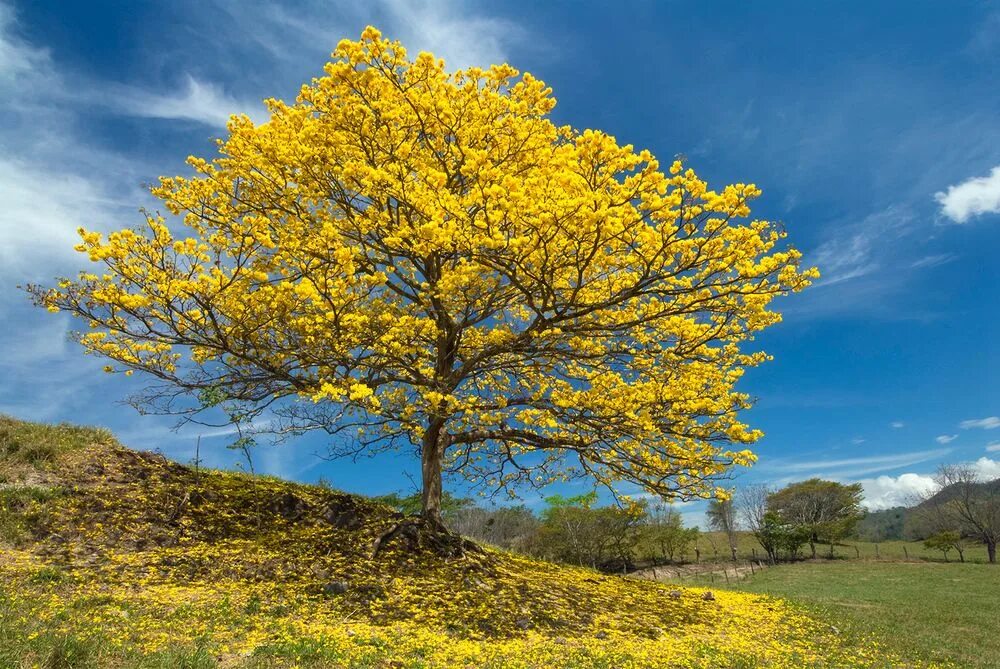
[370, 517, 482, 560]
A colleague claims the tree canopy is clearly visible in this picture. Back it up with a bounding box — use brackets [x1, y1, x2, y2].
[768, 479, 864, 556]
[31, 27, 815, 524]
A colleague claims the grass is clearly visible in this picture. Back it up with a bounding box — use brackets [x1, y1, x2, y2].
[0, 415, 113, 475]
[721, 560, 1000, 669]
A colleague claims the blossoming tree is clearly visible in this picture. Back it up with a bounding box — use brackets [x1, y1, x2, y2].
[32, 28, 816, 528]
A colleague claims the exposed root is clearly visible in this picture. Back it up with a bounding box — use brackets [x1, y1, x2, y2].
[370, 517, 482, 559]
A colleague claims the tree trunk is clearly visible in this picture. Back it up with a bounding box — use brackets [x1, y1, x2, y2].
[420, 421, 444, 525]
[988, 540, 997, 564]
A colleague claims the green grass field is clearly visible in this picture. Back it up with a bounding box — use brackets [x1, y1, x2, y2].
[719, 561, 1000, 668]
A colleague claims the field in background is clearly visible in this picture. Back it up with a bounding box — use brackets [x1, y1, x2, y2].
[717, 561, 1000, 669]
[690, 530, 993, 564]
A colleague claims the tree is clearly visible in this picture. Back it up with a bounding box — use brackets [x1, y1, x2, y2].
[647, 503, 700, 563]
[706, 496, 738, 551]
[930, 465, 1000, 564]
[30, 28, 815, 529]
[538, 492, 645, 568]
[738, 483, 772, 556]
[753, 511, 810, 562]
[923, 530, 964, 563]
[768, 479, 864, 558]
[448, 504, 540, 553]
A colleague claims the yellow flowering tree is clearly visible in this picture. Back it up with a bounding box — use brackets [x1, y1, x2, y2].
[31, 28, 816, 527]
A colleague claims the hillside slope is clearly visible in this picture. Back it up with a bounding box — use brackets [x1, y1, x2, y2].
[0, 417, 918, 668]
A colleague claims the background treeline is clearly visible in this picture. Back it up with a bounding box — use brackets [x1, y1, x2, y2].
[376, 465, 1000, 570]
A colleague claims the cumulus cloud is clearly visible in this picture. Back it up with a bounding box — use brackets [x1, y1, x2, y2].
[972, 457, 1000, 480]
[935, 434, 958, 444]
[857, 457, 1000, 510]
[859, 473, 938, 510]
[960, 416, 1000, 430]
[935, 166, 1000, 223]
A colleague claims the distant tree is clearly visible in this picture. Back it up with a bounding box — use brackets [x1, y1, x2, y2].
[447, 504, 540, 552]
[375, 490, 473, 517]
[706, 496, 738, 550]
[753, 511, 810, 562]
[768, 479, 864, 558]
[647, 503, 700, 563]
[538, 492, 645, 569]
[923, 530, 965, 563]
[854, 506, 908, 542]
[31, 28, 815, 530]
[738, 484, 773, 557]
[929, 465, 1000, 564]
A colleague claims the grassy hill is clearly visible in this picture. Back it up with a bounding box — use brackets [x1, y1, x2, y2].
[0, 416, 930, 668]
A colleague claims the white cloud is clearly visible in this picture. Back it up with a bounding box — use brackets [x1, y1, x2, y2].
[110, 75, 268, 128]
[972, 457, 1000, 480]
[851, 437, 866, 445]
[858, 457, 1000, 510]
[935, 166, 1000, 223]
[987, 442, 1000, 453]
[935, 434, 958, 444]
[960, 416, 1000, 430]
[859, 472, 938, 510]
[891, 421, 905, 428]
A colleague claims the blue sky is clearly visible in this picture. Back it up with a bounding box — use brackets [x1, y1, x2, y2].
[1, 0, 998, 523]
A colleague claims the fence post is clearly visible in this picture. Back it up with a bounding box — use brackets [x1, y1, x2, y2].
[724, 569, 730, 585]
[731, 546, 737, 562]
[750, 561, 756, 575]
[875, 543, 879, 558]
[752, 548, 757, 561]
[904, 546, 909, 560]
[695, 547, 700, 563]
[854, 545, 860, 559]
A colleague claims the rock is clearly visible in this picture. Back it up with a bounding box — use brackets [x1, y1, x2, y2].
[323, 580, 350, 596]
[515, 618, 532, 630]
[668, 589, 682, 599]
[594, 630, 608, 639]
[321, 505, 363, 530]
[270, 492, 308, 521]
[701, 591, 715, 601]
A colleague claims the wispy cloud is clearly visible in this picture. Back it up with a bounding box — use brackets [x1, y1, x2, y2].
[810, 206, 913, 287]
[960, 416, 1000, 430]
[910, 253, 956, 269]
[935, 166, 1000, 223]
[987, 442, 1000, 453]
[935, 434, 958, 444]
[108, 75, 268, 128]
[891, 421, 905, 429]
[765, 448, 951, 479]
